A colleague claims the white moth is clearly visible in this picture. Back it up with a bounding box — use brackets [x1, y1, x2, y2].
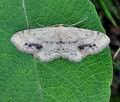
[11, 26, 110, 62]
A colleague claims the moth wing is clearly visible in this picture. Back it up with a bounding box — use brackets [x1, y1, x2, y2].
[34, 50, 60, 62]
[11, 27, 58, 54]
[62, 50, 83, 62]
[11, 27, 60, 62]
[11, 28, 42, 54]
[76, 28, 110, 56]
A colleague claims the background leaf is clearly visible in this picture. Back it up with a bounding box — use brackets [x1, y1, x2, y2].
[98, 0, 117, 27]
[0, 0, 112, 102]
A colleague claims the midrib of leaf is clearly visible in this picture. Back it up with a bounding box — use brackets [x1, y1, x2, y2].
[22, 0, 29, 28]
[22, 0, 46, 100]
[33, 59, 61, 102]
[33, 58, 44, 101]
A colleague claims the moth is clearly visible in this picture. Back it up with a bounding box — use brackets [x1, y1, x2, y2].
[11, 26, 110, 62]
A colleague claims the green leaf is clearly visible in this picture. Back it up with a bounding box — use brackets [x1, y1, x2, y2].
[0, 0, 112, 102]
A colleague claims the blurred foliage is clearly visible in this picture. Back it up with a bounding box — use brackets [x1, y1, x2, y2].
[110, 96, 120, 102]
[92, 0, 120, 102]
[92, 0, 120, 27]
[114, 61, 120, 71]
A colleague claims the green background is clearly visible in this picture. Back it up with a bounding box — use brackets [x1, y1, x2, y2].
[0, 0, 112, 102]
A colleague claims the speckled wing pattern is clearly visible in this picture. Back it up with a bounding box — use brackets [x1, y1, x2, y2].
[11, 26, 110, 62]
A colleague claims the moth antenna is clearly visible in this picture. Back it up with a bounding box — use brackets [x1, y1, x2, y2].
[37, 23, 45, 28]
[68, 17, 88, 27]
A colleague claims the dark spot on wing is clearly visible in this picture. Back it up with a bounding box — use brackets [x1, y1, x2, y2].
[36, 45, 42, 50]
[62, 42, 65, 44]
[88, 45, 93, 48]
[78, 44, 96, 50]
[25, 43, 42, 50]
[60, 40, 63, 44]
[97, 32, 100, 35]
[78, 45, 86, 50]
[25, 43, 28, 45]
[28, 44, 32, 47]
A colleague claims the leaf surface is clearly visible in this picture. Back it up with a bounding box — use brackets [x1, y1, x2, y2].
[0, 0, 112, 102]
